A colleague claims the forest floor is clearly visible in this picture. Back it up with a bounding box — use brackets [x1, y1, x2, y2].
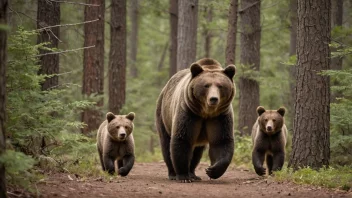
[11, 162, 352, 198]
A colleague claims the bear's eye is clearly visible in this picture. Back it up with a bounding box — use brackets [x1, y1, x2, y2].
[204, 84, 210, 88]
[264, 119, 268, 122]
[273, 119, 276, 122]
[218, 85, 223, 89]
[116, 126, 120, 129]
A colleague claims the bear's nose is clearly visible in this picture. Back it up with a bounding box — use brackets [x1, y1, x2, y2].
[209, 97, 219, 105]
[266, 126, 273, 131]
[119, 133, 126, 138]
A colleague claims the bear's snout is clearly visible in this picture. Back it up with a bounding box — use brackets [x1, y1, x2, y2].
[266, 120, 274, 133]
[209, 97, 219, 105]
[207, 86, 220, 106]
[118, 128, 127, 140]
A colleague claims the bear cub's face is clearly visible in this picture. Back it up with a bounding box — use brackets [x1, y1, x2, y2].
[106, 112, 135, 141]
[190, 63, 236, 109]
[257, 106, 285, 135]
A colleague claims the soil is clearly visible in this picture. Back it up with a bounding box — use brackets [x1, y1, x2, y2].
[9, 162, 351, 198]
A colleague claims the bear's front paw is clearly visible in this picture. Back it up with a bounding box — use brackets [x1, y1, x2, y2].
[205, 166, 224, 179]
[118, 167, 129, 177]
[254, 166, 266, 176]
[176, 174, 192, 183]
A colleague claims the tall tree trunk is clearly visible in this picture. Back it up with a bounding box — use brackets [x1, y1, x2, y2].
[225, 0, 238, 65]
[203, 4, 212, 58]
[289, 0, 330, 169]
[37, 0, 60, 90]
[0, 0, 7, 197]
[129, 0, 139, 78]
[287, 0, 297, 129]
[238, 0, 261, 136]
[169, 0, 178, 77]
[177, 0, 198, 71]
[82, 0, 105, 134]
[109, 0, 126, 115]
[331, 0, 343, 102]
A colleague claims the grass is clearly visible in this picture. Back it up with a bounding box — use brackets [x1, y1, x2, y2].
[274, 166, 352, 191]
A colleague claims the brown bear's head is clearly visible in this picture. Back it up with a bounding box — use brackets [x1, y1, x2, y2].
[257, 106, 285, 135]
[106, 112, 135, 141]
[188, 59, 236, 117]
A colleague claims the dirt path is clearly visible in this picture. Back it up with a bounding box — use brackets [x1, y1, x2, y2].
[31, 162, 350, 198]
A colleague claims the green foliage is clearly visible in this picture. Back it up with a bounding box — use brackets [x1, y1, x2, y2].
[232, 133, 252, 167]
[275, 166, 352, 191]
[5, 27, 96, 190]
[0, 150, 40, 191]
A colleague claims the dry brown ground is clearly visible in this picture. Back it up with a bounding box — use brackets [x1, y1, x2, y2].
[10, 162, 351, 198]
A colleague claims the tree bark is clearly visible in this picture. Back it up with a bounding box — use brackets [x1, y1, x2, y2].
[287, 0, 297, 128]
[225, 0, 238, 65]
[169, 0, 178, 78]
[82, 0, 105, 134]
[37, 0, 60, 90]
[0, 0, 7, 197]
[203, 3, 212, 58]
[129, 0, 139, 78]
[238, 0, 261, 136]
[177, 0, 198, 71]
[109, 0, 126, 115]
[288, 0, 330, 169]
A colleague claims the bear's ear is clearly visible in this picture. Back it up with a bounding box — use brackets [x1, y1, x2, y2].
[224, 65, 236, 80]
[190, 63, 203, 78]
[126, 112, 135, 121]
[277, 107, 286, 117]
[106, 112, 116, 123]
[257, 106, 266, 116]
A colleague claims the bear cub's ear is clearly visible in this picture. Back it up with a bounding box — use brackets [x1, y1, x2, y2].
[224, 65, 236, 80]
[126, 112, 135, 121]
[106, 112, 116, 123]
[277, 107, 286, 117]
[257, 106, 266, 116]
[190, 63, 203, 78]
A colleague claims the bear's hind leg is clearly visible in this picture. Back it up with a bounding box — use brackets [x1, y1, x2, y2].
[272, 151, 285, 172]
[98, 148, 105, 171]
[189, 146, 205, 181]
[157, 120, 176, 180]
[266, 154, 273, 175]
[117, 159, 123, 169]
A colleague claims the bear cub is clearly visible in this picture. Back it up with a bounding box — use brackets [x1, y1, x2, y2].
[251, 106, 287, 176]
[97, 112, 135, 176]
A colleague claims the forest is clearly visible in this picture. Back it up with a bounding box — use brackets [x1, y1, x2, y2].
[0, 0, 352, 197]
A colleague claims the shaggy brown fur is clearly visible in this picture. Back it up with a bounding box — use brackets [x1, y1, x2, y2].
[251, 106, 287, 176]
[155, 58, 236, 182]
[97, 112, 135, 176]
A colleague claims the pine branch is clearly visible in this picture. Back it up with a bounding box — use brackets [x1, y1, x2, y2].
[35, 45, 95, 57]
[36, 19, 99, 32]
[238, 1, 261, 13]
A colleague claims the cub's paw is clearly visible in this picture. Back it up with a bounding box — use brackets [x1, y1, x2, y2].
[205, 166, 224, 179]
[118, 167, 129, 177]
[254, 166, 266, 176]
[176, 174, 192, 183]
[168, 175, 176, 180]
[189, 172, 201, 181]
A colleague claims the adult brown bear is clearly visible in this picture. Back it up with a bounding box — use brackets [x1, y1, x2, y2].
[155, 58, 236, 182]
